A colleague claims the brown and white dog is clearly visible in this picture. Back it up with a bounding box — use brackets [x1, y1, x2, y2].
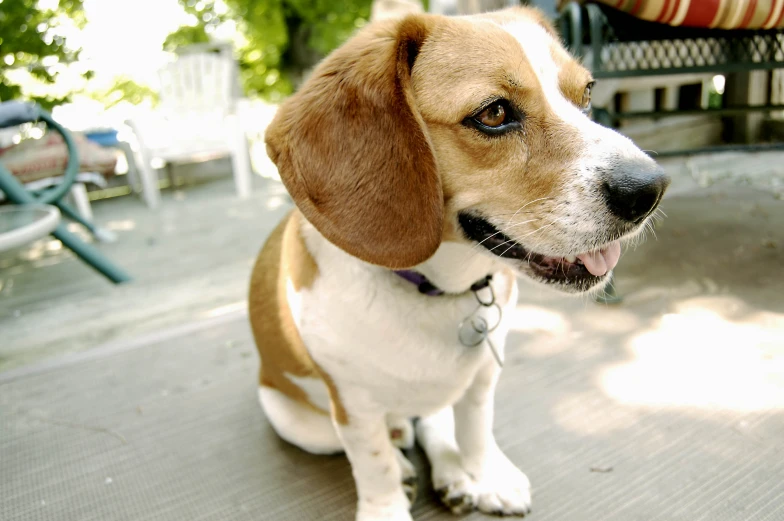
[249, 7, 668, 521]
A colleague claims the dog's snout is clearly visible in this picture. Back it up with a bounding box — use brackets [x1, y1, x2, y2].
[602, 164, 670, 224]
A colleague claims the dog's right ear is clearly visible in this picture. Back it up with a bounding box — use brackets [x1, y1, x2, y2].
[265, 15, 442, 269]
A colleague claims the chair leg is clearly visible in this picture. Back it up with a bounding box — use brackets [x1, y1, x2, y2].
[138, 157, 161, 208]
[124, 120, 160, 207]
[54, 200, 117, 243]
[69, 183, 93, 221]
[229, 115, 252, 199]
[52, 222, 131, 284]
[117, 141, 141, 193]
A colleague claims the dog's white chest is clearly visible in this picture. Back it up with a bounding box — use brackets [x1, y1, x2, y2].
[292, 244, 516, 417]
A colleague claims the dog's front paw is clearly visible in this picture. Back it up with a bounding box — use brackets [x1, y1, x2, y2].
[433, 454, 531, 516]
[356, 498, 413, 521]
[472, 463, 531, 516]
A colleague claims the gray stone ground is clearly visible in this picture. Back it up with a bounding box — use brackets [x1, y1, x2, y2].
[1, 154, 783, 520]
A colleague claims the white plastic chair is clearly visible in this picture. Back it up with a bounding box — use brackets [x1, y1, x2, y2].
[127, 43, 252, 208]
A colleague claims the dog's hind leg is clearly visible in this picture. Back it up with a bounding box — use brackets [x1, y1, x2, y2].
[258, 384, 343, 455]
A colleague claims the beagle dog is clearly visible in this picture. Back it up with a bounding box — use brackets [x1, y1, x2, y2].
[249, 7, 669, 521]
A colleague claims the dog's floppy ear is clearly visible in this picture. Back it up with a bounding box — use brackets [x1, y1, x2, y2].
[265, 15, 442, 269]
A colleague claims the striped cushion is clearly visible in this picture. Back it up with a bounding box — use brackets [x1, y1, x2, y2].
[0, 132, 117, 183]
[596, 0, 784, 29]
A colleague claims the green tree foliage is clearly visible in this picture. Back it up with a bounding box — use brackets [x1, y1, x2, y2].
[164, 0, 372, 100]
[0, 0, 89, 110]
[90, 75, 160, 109]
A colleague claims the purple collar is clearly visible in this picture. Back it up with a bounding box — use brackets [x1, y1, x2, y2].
[394, 270, 492, 297]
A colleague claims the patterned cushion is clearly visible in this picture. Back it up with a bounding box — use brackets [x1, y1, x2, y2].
[0, 131, 117, 184]
[595, 0, 784, 29]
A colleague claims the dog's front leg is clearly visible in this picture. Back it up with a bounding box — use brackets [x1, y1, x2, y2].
[418, 360, 532, 516]
[336, 411, 414, 521]
[454, 360, 532, 515]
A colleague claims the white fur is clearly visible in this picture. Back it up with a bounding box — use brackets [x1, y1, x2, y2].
[260, 15, 659, 521]
[495, 21, 660, 259]
[287, 374, 332, 412]
[285, 219, 525, 519]
[258, 386, 342, 455]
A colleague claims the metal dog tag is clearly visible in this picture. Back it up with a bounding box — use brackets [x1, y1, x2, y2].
[458, 313, 504, 368]
[458, 313, 488, 347]
[457, 277, 504, 368]
[485, 336, 503, 368]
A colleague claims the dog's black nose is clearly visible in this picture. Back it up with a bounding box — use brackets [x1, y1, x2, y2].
[603, 165, 670, 223]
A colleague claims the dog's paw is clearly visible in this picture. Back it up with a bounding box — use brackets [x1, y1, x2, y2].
[395, 448, 418, 505]
[356, 498, 414, 521]
[433, 454, 531, 516]
[386, 415, 415, 450]
[472, 465, 531, 516]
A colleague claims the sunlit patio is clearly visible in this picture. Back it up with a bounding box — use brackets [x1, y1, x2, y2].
[2, 152, 783, 520]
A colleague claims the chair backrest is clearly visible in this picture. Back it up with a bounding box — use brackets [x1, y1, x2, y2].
[158, 43, 238, 114]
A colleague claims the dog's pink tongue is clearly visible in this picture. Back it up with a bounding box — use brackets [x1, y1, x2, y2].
[576, 241, 621, 277]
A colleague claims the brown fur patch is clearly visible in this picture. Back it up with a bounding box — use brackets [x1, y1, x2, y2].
[265, 7, 590, 264]
[265, 15, 442, 270]
[317, 366, 349, 425]
[551, 43, 593, 108]
[405, 10, 585, 242]
[249, 210, 348, 423]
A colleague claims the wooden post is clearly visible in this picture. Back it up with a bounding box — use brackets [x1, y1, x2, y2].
[725, 71, 770, 143]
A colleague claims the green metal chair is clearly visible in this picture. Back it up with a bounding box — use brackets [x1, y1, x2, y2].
[0, 101, 131, 284]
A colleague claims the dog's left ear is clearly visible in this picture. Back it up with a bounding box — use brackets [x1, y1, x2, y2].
[265, 15, 442, 269]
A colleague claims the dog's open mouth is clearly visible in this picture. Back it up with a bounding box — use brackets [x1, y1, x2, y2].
[458, 213, 621, 289]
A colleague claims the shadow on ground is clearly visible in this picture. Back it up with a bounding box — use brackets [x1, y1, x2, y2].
[1, 170, 783, 520]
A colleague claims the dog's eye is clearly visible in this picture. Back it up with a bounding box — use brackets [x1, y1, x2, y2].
[581, 82, 594, 112]
[466, 100, 521, 136]
[477, 103, 507, 127]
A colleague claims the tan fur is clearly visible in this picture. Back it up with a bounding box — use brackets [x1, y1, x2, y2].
[254, 6, 597, 427]
[249, 210, 348, 424]
[407, 11, 591, 241]
[265, 15, 442, 270]
[551, 43, 594, 107]
[266, 8, 594, 270]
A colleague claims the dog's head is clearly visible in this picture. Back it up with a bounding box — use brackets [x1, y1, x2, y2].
[265, 8, 669, 294]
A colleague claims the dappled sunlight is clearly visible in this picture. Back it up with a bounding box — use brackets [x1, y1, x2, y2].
[507, 304, 575, 358]
[105, 219, 136, 232]
[601, 298, 784, 412]
[509, 305, 571, 335]
[573, 306, 642, 334]
[19, 239, 60, 261]
[201, 300, 248, 319]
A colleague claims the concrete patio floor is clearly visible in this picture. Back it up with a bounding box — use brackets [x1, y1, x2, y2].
[1, 156, 783, 520]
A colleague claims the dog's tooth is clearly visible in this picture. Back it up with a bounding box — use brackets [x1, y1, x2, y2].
[565, 255, 577, 263]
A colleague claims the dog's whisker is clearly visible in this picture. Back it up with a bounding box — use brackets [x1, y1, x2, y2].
[472, 218, 540, 252]
[504, 197, 553, 225]
[498, 221, 559, 257]
[467, 197, 554, 256]
[486, 237, 521, 254]
[487, 216, 564, 255]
